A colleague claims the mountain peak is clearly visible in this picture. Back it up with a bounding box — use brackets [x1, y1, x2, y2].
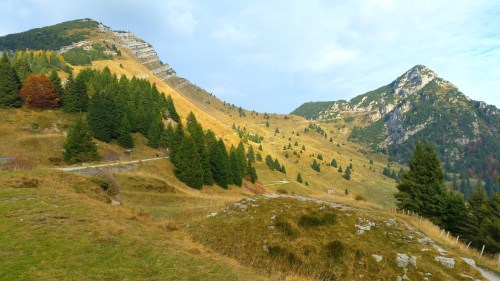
[391, 65, 438, 97]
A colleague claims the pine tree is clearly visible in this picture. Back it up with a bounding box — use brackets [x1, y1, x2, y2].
[169, 123, 185, 165]
[311, 159, 320, 172]
[87, 91, 118, 142]
[331, 158, 338, 168]
[63, 117, 99, 163]
[147, 119, 164, 148]
[187, 112, 213, 185]
[343, 166, 351, 180]
[0, 52, 21, 108]
[395, 141, 449, 224]
[230, 147, 242, 187]
[210, 139, 231, 188]
[165, 95, 180, 122]
[338, 165, 342, 173]
[13, 56, 31, 84]
[63, 72, 88, 113]
[247, 160, 257, 183]
[174, 136, 204, 189]
[247, 145, 255, 163]
[297, 173, 303, 183]
[49, 70, 63, 100]
[116, 115, 134, 148]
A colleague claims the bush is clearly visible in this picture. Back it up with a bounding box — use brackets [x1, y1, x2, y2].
[298, 212, 337, 228]
[275, 217, 299, 238]
[277, 188, 288, 194]
[324, 240, 346, 259]
[355, 195, 367, 201]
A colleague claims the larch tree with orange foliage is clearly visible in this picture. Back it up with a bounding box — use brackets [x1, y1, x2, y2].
[19, 74, 60, 109]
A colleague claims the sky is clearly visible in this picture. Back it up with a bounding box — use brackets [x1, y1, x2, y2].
[1, 0, 499, 113]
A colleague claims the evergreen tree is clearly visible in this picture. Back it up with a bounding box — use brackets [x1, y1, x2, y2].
[210, 139, 231, 188]
[169, 123, 185, 165]
[49, 70, 63, 100]
[230, 147, 243, 187]
[343, 166, 351, 180]
[247, 160, 257, 183]
[174, 136, 204, 189]
[116, 115, 134, 148]
[0, 52, 21, 108]
[330, 158, 338, 168]
[187, 112, 213, 185]
[63, 117, 99, 163]
[297, 173, 303, 183]
[13, 56, 31, 84]
[165, 95, 180, 122]
[311, 159, 320, 172]
[147, 119, 164, 148]
[63, 72, 88, 113]
[87, 91, 118, 142]
[247, 145, 255, 163]
[338, 165, 343, 173]
[395, 141, 457, 226]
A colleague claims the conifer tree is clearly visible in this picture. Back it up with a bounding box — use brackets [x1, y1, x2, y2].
[63, 72, 88, 113]
[395, 141, 447, 221]
[116, 115, 134, 148]
[297, 173, 303, 183]
[210, 139, 231, 188]
[63, 117, 99, 163]
[87, 91, 118, 142]
[49, 70, 63, 100]
[147, 119, 164, 148]
[343, 166, 351, 180]
[247, 145, 255, 163]
[165, 95, 180, 122]
[230, 146, 243, 187]
[13, 56, 31, 84]
[174, 136, 204, 189]
[0, 52, 21, 108]
[247, 160, 257, 183]
[187, 112, 213, 185]
[331, 158, 338, 168]
[169, 123, 185, 165]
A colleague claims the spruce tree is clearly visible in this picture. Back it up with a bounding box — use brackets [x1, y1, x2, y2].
[147, 119, 164, 148]
[297, 173, 303, 183]
[331, 158, 338, 168]
[343, 166, 351, 180]
[395, 141, 449, 224]
[247, 145, 255, 163]
[13, 56, 31, 83]
[210, 139, 231, 188]
[230, 146, 243, 186]
[87, 91, 118, 142]
[0, 52, 21, 108]
[187, 112, 213, 185]
[117, 115, 134, 148]
[63, 72, 88, 113]
[174, 136, 204, 189]
[63, 117, 99, 163]
[169, 123, 185, 165]
[247, 160, 257, 183]
[165, 95, 180, 123]
[49, 70, 63, 100]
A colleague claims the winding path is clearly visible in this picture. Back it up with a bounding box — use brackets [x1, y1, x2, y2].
[55, 156, 169, 172]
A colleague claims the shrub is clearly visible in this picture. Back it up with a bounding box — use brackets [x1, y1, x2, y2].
[355, 195, 367, 201]
[324, 240, 346, 259]
[275, 217, 299, 238]
[298, 212, 337, 228]
[276, 188, 288, 194]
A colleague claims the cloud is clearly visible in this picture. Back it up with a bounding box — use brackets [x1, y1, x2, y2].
[306, 42, 358, 73]
[213, 25, 250, 44]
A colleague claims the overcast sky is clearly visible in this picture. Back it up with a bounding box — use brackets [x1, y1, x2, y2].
[1, 0, 499, 113]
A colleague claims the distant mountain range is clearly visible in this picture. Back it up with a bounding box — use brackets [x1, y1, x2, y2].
[292, 65, 500, 194]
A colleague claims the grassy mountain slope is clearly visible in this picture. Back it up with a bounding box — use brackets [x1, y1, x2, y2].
[1, 20, 499, 280]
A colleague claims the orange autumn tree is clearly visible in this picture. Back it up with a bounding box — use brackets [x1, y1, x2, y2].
[20, 74, 60, 109]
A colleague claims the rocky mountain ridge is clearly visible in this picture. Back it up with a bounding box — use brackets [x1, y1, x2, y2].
[292, 65, 500, 193]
